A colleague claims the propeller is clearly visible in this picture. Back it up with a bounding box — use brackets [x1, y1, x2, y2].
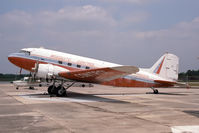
[19, 68, 22, 75]
[32, 60, 39, 81]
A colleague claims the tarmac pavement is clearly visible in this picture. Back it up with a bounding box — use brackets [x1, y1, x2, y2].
[0, 83, 199, 133]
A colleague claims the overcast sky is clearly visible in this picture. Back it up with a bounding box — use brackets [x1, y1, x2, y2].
[0, 0, 199, 73]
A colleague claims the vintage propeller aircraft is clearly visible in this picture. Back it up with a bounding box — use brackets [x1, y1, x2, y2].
[8, 48, 179, 96]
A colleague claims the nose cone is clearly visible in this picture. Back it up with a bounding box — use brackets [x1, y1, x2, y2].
[8, 53, 15, 64]
[8, 53, 33, 71]
[8, 53, 20, 66]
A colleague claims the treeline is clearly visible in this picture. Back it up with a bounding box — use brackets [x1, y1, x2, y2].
[179, 69, 199, 81]
[0, 70, 199, 81]
[0, 73, 29, 81]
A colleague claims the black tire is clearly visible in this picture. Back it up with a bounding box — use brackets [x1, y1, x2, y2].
[48, 85, 53, 95]
[56, 86, 66, 97]
[154, 89, 159, 94]
[82, 84, 85, 87]
[48, 85, 57, 95]
[29, 86, 34, 90]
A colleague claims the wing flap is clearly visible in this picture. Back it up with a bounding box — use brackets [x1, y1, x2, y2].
[59, 66, 139, 83]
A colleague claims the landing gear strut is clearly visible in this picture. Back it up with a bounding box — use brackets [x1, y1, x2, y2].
[47, 80, 75, 97]
[151, 87, 159, 94]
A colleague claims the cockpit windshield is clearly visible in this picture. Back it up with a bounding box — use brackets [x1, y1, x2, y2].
[19, 50, 30, 55]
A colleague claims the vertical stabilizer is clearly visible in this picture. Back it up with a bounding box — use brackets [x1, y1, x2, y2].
[150, 53, 179, 81]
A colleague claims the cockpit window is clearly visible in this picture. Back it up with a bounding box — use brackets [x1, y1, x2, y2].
[19, 50, 30, 55]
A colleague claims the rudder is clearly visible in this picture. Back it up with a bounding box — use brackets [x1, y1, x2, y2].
[150, 53, 179, 81]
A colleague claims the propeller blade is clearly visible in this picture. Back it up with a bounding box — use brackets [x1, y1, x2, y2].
[19, 68, 22, 75]
[32, 60, 39, 80]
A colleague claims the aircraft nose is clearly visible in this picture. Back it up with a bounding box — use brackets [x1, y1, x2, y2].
[8, 53, 17, 64]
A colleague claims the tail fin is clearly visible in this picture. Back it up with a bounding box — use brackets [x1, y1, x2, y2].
[149, 53, 179, 81]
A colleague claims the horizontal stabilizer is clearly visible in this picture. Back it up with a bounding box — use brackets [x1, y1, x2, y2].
[59, 66, 139, 83]
[154, 80, 176, 85]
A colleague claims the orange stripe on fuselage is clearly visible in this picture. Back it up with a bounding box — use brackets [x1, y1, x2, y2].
[8, 56, 36, 72]
[8, 56, 80, 72]
[156, 57, 165, 74]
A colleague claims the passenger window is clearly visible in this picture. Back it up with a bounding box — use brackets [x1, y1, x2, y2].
[77, 64, 81, 68]
[68, 63, 72, 66]
[86, 66, 90, 69]
[58, 61, 62, 64]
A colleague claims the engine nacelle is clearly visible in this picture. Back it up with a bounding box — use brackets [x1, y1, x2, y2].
[36, 64, 68, 79]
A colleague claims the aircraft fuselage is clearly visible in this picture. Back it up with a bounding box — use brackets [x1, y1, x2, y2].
[8, 48, 176, 88]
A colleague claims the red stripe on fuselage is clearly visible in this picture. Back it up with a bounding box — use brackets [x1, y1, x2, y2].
[156, 57, 165, 74]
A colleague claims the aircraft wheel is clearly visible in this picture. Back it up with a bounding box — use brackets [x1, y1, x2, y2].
[29, 86, 34, 90]
[56, 86, 66, 97]
[48, 85, 53, 95]
[82, 84, 85, 87]
[154, 89, 159, 94]
[48, 85, 57, 95]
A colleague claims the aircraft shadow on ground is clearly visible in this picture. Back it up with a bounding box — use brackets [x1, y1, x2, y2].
[18, 90, 189, 103]
[146, 92, 188, 96]
[19, 91, 130, 103]
[183, 110, 199, 118]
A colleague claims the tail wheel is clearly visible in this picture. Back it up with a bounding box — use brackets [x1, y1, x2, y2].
[150, 87, 159, 94]
[154, 89, 159, 94]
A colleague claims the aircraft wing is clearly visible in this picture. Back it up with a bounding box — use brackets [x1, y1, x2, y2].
[59, 66, 139, 83]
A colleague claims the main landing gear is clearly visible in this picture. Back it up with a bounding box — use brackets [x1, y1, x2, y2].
[47, 81, 76, 97]
[151, 87, 159, 94]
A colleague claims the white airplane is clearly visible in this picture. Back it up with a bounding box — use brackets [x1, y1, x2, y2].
[8, 47, 179, 96]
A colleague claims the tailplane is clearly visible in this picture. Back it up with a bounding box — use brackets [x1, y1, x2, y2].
[149, 53, 179, 81]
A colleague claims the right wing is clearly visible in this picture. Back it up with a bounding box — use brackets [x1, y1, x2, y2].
[59, 66, 139, 83]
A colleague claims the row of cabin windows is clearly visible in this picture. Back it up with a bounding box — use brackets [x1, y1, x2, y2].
[58, 60, 90, 69]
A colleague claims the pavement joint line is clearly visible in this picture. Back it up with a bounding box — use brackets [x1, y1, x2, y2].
[32, 108, 76, 133]
[73, 102, 172, 129]
[74, 102, 125, 114]
[0, 112, 43, 117]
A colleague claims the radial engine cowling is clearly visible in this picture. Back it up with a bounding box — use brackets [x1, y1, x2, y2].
[36, 64, 68, 79]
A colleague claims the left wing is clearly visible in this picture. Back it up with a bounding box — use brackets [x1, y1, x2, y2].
[59, 66, 139, 83]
